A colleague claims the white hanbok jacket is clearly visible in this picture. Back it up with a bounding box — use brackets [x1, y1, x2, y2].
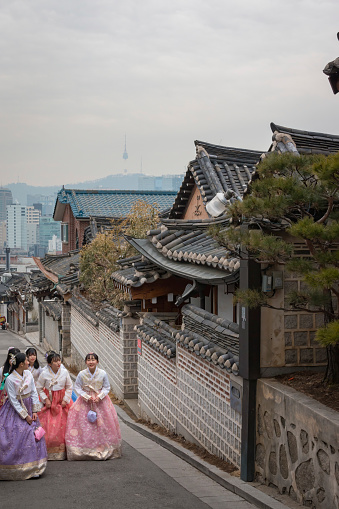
[74, 367, 110, 402]
[5, 370, 41, 419]
[28, 365, 43, 385]
[36, 365, 73, 404]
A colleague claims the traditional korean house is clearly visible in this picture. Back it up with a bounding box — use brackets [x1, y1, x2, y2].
[104, 140, 264, 470]
[66, 122, 339, 506]
[32, 251, 80, 357]
[108, 123, 339, 485]
[6, 272, 42, 334]
[53, 188, 177, 253]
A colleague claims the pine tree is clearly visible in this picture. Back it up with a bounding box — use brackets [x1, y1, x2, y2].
[213, 151, 339, 384]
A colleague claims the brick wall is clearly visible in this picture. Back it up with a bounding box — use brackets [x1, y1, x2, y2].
[138, 342, 242, 468]
[61, 204, 89, 253]
[70, 307, 138, 399]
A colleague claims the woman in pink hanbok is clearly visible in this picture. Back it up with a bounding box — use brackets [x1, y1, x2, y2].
[36, 351, 73, 460]
[65, 353, 122, 461]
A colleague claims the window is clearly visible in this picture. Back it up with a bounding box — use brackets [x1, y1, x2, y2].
[61, 223, 69, 243]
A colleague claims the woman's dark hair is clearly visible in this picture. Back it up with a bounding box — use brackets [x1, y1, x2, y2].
[46, 351, 61, 365]
[85, 352, 99, 362]
[2, 347, 20, 375]
[26, 347, 39, 369]
[9, 353, 27, 374]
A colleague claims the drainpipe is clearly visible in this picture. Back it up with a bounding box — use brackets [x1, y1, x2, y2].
[38, 299, 43, 345]
[239, 256, 261, 482]
[58, 326, 63, 360]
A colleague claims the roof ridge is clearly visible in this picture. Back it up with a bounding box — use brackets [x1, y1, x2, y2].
[270, 122, 339, 140]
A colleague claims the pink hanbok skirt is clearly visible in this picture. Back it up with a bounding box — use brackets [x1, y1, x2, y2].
[38, 388, 72, 460]
[65, 395, 122, 461]
[0, 388, 7, 408]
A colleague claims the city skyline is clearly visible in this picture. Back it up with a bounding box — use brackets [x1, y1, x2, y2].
[1, 1, 338, 187]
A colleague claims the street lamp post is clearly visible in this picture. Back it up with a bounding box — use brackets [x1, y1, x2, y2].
[323, 33, 339, 94]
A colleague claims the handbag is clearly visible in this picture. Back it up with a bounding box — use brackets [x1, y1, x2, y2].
[34, 426, 46, 441]
[87, 409, 97, 423]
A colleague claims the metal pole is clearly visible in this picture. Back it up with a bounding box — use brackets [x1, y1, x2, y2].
[239, 256, 261, 481]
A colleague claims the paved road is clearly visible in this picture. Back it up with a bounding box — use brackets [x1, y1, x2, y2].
[0, 330, 257, 509]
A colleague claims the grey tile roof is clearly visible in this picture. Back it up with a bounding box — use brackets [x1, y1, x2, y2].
[134, 313, 177, 359]
[124, 237, 239, 285]
[35, 251, 80, 295]
[146, 224, 240, 273]
[6, 273, 30, 295]
[177, 304, 239, 374]
[70, 294, 120, 332]
[30, 271, 53, 294]
[270, 122, 339, 155]
[54, 188, 177, 221]
[169, 140, 263, 218]
[41, 300, 62, 321]
[135, 305, 239, 373]
[112, 255, 172, 288]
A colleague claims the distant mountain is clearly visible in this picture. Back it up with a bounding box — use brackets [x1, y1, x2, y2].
[6, 172, 182, 205]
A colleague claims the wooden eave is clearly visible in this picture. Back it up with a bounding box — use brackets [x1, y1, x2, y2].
[129, 275, 190, 300]
[33, 257, 59, 284]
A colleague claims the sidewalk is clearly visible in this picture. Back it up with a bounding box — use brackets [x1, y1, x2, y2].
[23, 330, 298, 509]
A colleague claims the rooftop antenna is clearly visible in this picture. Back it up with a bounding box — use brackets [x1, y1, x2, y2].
[140, 156, 143, 174]
[123, 134, 128, 160]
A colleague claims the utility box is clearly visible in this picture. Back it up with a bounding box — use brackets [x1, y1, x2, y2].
[262, 274, 273, 292]
[262, 272, 283, 292]
[272, 271, 283, 289]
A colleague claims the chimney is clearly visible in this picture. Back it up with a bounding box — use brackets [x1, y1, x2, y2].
[5, 247, 10, 271]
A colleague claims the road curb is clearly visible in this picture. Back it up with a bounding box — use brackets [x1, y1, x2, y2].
[115, 405, 290, 509]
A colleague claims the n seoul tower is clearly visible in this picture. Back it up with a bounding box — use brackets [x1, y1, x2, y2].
[123, 135, 128, 160]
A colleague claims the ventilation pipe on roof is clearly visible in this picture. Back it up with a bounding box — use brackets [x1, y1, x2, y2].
[206, 190, 239, 217]
[5, 248, 10, 272]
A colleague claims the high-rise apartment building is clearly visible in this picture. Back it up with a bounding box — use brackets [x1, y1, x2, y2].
[6, 204, 28, 250]
[39, 216, 61, 250]
[0, 188, 13, 221]
[26, 205, 41, 248]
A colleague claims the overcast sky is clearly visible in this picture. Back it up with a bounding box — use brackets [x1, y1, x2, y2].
[0, 0, 338, 187]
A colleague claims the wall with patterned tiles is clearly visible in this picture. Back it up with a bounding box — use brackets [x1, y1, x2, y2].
[138, 342, 242, 468]
[70, 307, 138, 399]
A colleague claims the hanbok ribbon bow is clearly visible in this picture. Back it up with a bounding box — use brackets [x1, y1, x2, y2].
[83, 383, 99, 394]
[47, 377, 59, 400]
[18, 383, 29, 413]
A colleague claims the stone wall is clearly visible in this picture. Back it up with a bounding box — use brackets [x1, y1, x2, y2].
[256, 379, 339, 508]
[70, 307, 138, 399]
[138, 342, 242, 468]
